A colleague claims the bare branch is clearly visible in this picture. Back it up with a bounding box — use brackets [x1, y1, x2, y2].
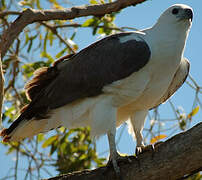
[45, 122, 202, 180]
[0, 0, 147, 58]
[54, 23, 125, 32]
[54, 23, 139, 32]
[0, 11, 21, 19]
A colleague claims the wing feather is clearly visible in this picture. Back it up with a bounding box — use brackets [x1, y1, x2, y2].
[23, 32, 151, 119]
[151, 57, 190, 109]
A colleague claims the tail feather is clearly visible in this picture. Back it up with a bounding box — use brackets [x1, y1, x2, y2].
[0, 109, 62, 142]
[0, 54, 75, 143]
[0, 116, 49, 142]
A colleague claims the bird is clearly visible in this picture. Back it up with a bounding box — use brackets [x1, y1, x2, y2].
[0, 3, 193, 176]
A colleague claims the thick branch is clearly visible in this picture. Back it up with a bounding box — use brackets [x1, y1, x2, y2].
[45, 122, 202, 180]
[0, 0, 147, 58]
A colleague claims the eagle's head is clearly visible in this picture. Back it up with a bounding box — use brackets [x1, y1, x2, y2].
[156, 4, 193, 32]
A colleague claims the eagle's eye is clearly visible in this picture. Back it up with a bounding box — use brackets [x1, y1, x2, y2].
[172, 8, 179, 15]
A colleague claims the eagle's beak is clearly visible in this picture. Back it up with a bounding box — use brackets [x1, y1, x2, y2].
[184, 8, 193, 21]
[177, 8, 193, 22]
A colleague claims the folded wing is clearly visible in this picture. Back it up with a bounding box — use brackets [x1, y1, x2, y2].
[14, 32, 152, 122]
[151, 57, 190, 109]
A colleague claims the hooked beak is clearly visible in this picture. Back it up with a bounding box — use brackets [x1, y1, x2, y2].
[179, 8, 193, 21]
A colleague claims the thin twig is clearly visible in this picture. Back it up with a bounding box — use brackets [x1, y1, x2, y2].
[40, 22, 76, 54]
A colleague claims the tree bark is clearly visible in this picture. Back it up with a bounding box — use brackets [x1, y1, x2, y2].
[45, 122, 202, 180]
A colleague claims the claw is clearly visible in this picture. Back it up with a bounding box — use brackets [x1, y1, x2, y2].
[112, 158, 121, 178]
[136, 144, 155, 156]
[136, 145, 144, 155]
[154, 141, 164, 148]
[135, 142, 164, 161]
[107, 152, 124, 180]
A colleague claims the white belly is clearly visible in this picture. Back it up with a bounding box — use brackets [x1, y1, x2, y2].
[116, 54, 181, 124]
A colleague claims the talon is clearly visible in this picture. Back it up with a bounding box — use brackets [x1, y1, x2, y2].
[154, 141, 164, 148]
[107, 158, 122, 180]
[136, 144, 154, 156]
[107, 153, 124, 180]
[112, 158, 121, 175]
[136, 145, 145, 155]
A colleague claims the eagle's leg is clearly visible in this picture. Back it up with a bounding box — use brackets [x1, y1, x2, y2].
[107, 129, 122, 178]
[130, 110, 148, 155]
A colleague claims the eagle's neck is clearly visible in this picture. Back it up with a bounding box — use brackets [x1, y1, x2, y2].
[143, 23, 190, 61]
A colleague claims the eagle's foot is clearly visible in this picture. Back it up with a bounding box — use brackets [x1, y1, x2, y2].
[136, 141, 164, 156]
[154, 141, 164, 148]
[107, 152, 123, 180]
[135, 144, 154, 156]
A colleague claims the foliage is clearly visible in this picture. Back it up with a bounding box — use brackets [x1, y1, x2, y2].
[0, 0, 202, 180]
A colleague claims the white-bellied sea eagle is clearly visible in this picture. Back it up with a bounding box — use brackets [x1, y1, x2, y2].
[0, 3, 193, 176]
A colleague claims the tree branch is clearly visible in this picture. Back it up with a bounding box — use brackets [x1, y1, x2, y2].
[0, 54, 4, 127]
[0, 11, 21, 18]
[0, 0, 147, 58]
[39, 22, 76, 54]
[54, 23, 125, 32]
[44, 122, 202, 180]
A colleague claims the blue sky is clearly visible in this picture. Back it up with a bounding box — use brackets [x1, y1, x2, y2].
[0, 0, 202, 179]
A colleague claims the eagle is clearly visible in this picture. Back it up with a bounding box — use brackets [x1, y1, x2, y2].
[0, 4, 193, 175]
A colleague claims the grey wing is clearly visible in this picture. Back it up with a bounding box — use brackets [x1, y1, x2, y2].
[151, 58, 190, 109]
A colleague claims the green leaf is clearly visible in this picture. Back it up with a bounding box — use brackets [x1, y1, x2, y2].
[150, 134, 167, 144]
[179, 119, 186, 130]
[40, 51, 54, 63]
[55, 47, 67, 59]
[79, 154, 87, 161]
[36, 0, 41, 9]
[43, 31, 49, 53]
[48, 32, 54, 46]
[99, 0, 105, 4]
[93, 27, 98, 35]
[1, 0, 6, 9]
[25, 33, 29, 44]
[42, 135, 58, 148]
[4, 106, 16, 120]
[50, 142, 58, 155]
[82, 19, 94, 27]
[90, 0, 98, 4]
[6, 146, 15, 155]
[187, 106, 199, 119]
[70, 31, 77, 40]
[98, 27, 104, 34]
[37, 133, 44, 142]
[27, 39, 33, 52]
